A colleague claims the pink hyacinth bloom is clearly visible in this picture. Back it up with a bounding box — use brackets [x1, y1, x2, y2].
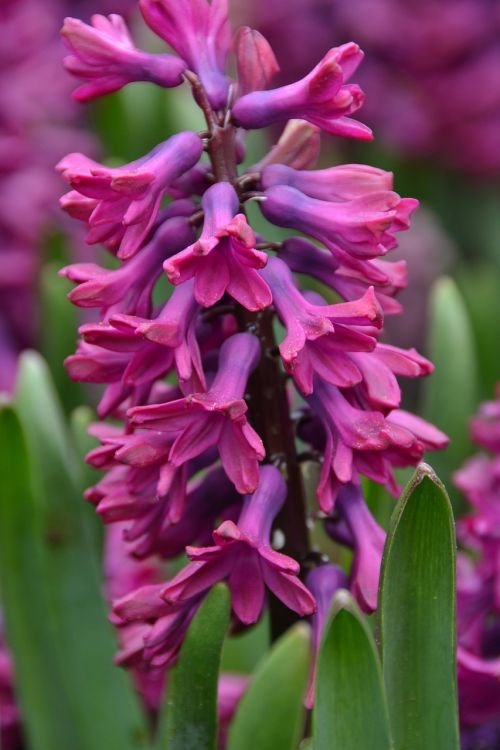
[57, 132, 203, 259]
[139, 0, 232, 108]
[350, 343, 434, 410]
[62, 14, 186, 102]
[60, 205, 195, 316]
[104, 524, 166, 709]
[129, 333, 265, 493]
[470, 394, 500, 452]
[65, 337, 174, 417]
[234, 26, 279, 96]
[261, 184, 419, 264]
[232, 43, 372, 140]
[113, 583, 203, 669]
[261, 162, 394, 202]
[305, 564, 348, 708]
[327, 483, 386, 613]
[306, 381, 448, 511]
[109, 279, 205, 391]
[164, 182, 272, 310]
[160, 465, 316, 623]
[280, 236, 407, 315]
[261, 256, 382, 395]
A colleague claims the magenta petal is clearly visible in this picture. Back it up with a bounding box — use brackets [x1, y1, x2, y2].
[229, 549, 265, 624]
[262, 564, 316, 616]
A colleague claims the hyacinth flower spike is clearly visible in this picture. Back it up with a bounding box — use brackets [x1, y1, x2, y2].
[56, 0, 449, 701]
[62, 14, 186, 102]
[160, 465, 317, 624]
[129, 333, 265, 493]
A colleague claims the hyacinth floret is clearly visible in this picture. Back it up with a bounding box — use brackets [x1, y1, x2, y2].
[59, 0, 448, 689]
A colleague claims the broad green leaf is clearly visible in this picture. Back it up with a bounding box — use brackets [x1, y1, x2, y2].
[0, 406, 81, 750]
[422, 277, 477, 506]
[14, 352, 148, 750]
[313, 591, 392, 750]
[379, 464, 459, 750]
[227, 623, 310, 750]
[156, 584, 231, 750]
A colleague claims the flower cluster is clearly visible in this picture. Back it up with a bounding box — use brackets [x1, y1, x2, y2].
[454, 389, 500, 743]
[59, 0, 447, 697]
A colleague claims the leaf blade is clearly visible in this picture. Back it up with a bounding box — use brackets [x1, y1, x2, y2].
[379, 464, 460, 750]
[422, 277, 477, 506]
[227, 623, 310, 750]
[0, 406, 81, 750]
[313, 591, 392, 750]
[157, 584, 231, 750]
[13, 352, 148, 750]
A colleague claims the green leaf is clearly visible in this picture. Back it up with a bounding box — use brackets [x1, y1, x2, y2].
[227, 623, 310, 750]
[422, 277, 477, 506]
[0, 406, 82, 750]
[156, 584, 231, 750]
[313, 591, 392, 750]
[14, 352, 148, 750]
[379, 464, 459, 750]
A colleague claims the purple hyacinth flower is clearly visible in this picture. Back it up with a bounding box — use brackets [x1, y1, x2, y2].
[280, 236, 407, 314]
[129, 333, 265, 493]
[139, 0, 232, 108]
[57, 132, 203, 259]
[305, 564, 348, 708]
[62, 14, 186, 102]
[306, 381, 448, 511]
[261, 162, 394, 202]
[261, 184, 418, 264]
[60, 206, 195, 316]
[113, 583, 204, 669]
[109, 279, 205, 391]
[261, 256, 382, 394]
[232, 43, 372, 139]
[326, 483, 386, 613]
[164, 182, 272, 310]
[160, 465, 316, 623]
[470, 393, 500, 452]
